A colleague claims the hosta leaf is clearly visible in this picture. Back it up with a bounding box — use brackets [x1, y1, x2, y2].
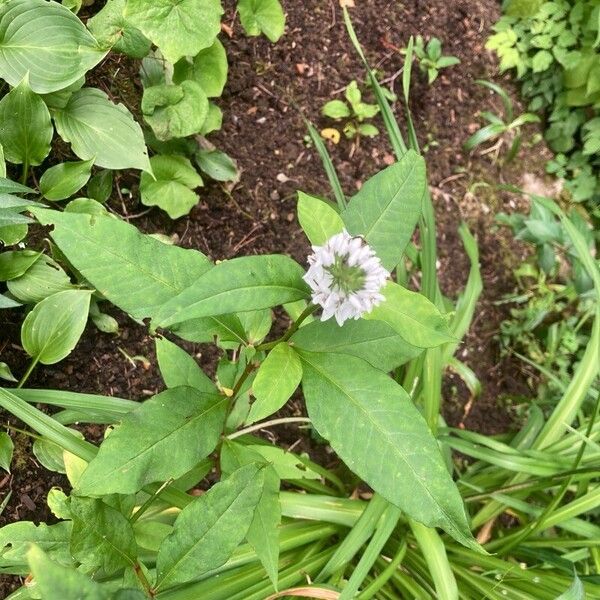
[153, 255, 310, 330]
[21, 290, 92, 364]
[142, 81, 209, 141]
[39, 159, 94, 201]
[0, 0, 105, 94]
[0, 293, 21, 308]
[238, 0, 286, 42]
[174, 39, 228, 98]
[299, 351, 478, 550]
[77, 386, 227, 496]
[32, 209, 212, 319]
[0, 250, 41, 281]
[297, 191, 344, 245]
[0, 76, 53, 166]
[7, 255, 74, 303]
[365, 282, 454, 348]
[0, 431, 13, 472]
[54, 88, 151, 172]
[247, 342, 302, 424]
[341, 150, 426, 270]
[195, 149, 239, 182]
[125, 0, 223, 64]
[154, 464, 265, 591]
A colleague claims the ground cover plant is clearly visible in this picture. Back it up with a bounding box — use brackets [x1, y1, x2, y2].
[0, 1, 599, 598]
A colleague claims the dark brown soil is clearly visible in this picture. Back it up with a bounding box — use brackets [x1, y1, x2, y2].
[0, 1, 548, 594]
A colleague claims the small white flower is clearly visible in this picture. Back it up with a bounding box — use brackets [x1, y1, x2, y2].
[303, 230, 389, 326]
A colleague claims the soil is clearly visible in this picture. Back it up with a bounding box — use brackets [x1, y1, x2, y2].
[0, 0, 551, 594]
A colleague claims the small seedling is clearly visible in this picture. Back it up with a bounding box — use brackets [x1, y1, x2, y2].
[410, 35, 460, 84]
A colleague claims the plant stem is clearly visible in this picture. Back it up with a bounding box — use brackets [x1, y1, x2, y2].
[20, 160, 29, 186]
[256, 303, 318, 352]
[17, 358, 39, 389]
[130, 478, 174, 525]
[227, 417, 312, 440]
[133, 562, 155, 598]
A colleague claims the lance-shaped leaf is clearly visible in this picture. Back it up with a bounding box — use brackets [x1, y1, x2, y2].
[342, 150, 426, 270]
[154, 464, 265, 591]
[297, 191, 344, 245]
[299, 351, 479, 551]
[32, 209, 212, 319]
[77, 386, 227, 496]
[39, 159, 94, 201]
[153, 255, 310, 330]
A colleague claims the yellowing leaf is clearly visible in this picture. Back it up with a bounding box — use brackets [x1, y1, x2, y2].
[320, 128, 340, 144]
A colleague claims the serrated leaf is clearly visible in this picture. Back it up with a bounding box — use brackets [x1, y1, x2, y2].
[0, 431, 13, 472]
[154, 464, 265, 591]
[0, 76, 53, 166]
[299, 351, 478, 550]
[153, 255, 310, 330]
[21, 289, 92, 364]
[341, 151, 426, 269]
[297, 191, 344, 245]
[77, 386, 227, 496]
[32, 209, 212, 319]
[125, 0, 223, 64]
[39, 159, 94, 201]
[54, 87, 151, 172]
[238, 0, 285, 42]
[247, 343, 302, 424]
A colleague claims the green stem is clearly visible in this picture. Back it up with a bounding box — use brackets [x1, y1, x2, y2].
[20, 160, 29, 186]
[17, 358, 39, 389]
[133, 562, 155, 598]
[130, 478, 174, 525]
[256, 303, 318, 352]
[227, 417, 312, 440]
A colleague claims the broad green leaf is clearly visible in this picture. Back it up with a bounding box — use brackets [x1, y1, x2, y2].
[174, 38, 228, 97]
[70, 496, 137, 575]
[7, 255, 73, 303]
[65, 197, 111, 217]
[87, 169, 113, 203]
[237, 308, 272, 344]
[556, 571, 585, 599]
[140, 155, 203, 219]
[297, 191, 344, 245]
[195, 149, 239, 182]
[33, 428, 84, 474]
[247, 342, 302, 424]
[299, 351, 478, 550]
[87, 0, 151, 58]
[220, 441, 281, 589]
[0, 522, 72, 572]
[364, 282, 454, 348]
[0, 193, 43, 211]
[0, 223, 27, 245]
[125, 0, 223, 64]
[153, 255, 310, 330]
[238, 0, 286, 42]
[155, 336, 215, 394]
[321, 99, 351, 119]
[0, 0, 106, 93]
[290, 318, 422, 371]
[0, 178, 35, 195]
[32, 209, 212, 319]
[0, 76, 53, 166]
[0, 250, 41, 281]
[39, 159, 94, 201]
[77, 386, 227, 496]
[170, 314, 247, 345]
[54, 87, 151, 172]
[0, 431, 13, 472]
[0, 293, 20, 308]
[0, 211, 31, 227]
[201, 101, 222, 134]
[154, 463, 265, 591]
[341, 150, 426, 270]
[28, 545, 110, 600]
[142, 81, 209, 141]
[21, 290, 92, 365]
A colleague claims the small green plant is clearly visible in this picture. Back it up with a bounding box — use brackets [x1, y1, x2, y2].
[410, 35, 460, 84]
[464, 80, 540, 161]
[321, 80, 380, 142]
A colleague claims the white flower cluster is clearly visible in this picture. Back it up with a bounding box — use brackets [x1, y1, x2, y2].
[303, 230, 389, 325]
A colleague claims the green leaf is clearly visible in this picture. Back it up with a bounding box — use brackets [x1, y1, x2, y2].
[87, 0, 151, 59]
[321, 99, 351, 120]
[556, 571, 585, 600]
[7, 254, 73, 303]
[87, 169, 113, 203]
[342, 150, 426, 269]
[173, 38, 228, 98]
[345, 80, 362, 108]
[153, 255, 309, 329]
[70, 496, 137, 575]
[297, 191, 344, 245]
[142, 81, 209, 141]
[54, 87, 151, 172]
[28, 545, 110, 600]
[0, 250, 41, 281]
[238, 0, 285, 42]
[154, 463, 265, 591]
[170, 314, 248, 345]
[195, 149, 239, 182]
[140, 155, 203, 219]
[299, 351, 478, 550]
[39, 159, 94, 201]
[0, 431, 13, 472]
[77, 387, 227, 496]
[0, 362, 17, 382]
[247, 342, 302, 424]
[32, 208, 212, 319]
[290, 318, 422, 371]
[0, 0, 106, 94]
[0, 76, 53, 166]
[365, 282, 454, 348]
[0, 143, 5, 177]
[201, 101, 223, 134]
[155, 336, 215, 394]
[532, 49, 553, 72]
[0, 223, 27, 245]
[125, 0, 223, 63]
[0, 292, 21, 308]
